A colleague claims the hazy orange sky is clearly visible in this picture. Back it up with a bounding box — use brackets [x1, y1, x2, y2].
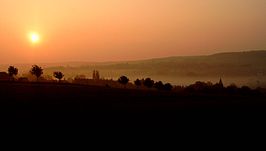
[0, 0, 265, 64]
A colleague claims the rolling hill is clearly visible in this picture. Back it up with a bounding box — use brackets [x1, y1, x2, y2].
[45, 50, 266, 87]
[1, 50, 266, 87]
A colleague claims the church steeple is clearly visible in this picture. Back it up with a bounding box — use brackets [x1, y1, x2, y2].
[219, 78, 224, 88]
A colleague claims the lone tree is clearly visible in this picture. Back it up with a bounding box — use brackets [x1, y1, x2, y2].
[118, 76, 129, 88]
[8, 66, 18, 80]
[30, 65, 43, 81]
[134, 79, 142, 88]
[154, 81, 164, 90]
[143, 78, 154, 88]
[53, 71, 64, 82]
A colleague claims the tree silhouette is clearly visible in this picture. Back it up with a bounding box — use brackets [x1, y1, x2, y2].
[134, 79, 142, 88]
[53, 71, 64, 82]
[118, 76, 129, 88]
[8, 66, 18, 80]
[164, 83, 173, 91]
[30, 65, 43, 81]
[226, 83, 238, 94]
[240, 86, 252, 95]
[154, 81, 164, 90]
[143, 78, 154, 88]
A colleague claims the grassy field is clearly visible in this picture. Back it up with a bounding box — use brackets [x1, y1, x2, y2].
[0, 81, 265, 128]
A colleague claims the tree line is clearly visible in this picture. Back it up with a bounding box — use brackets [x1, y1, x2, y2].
[6, 65, 64, 82]
[4, 65, 173, 91]
[4, 65, 261, 95]
[118, 76, 173, 91]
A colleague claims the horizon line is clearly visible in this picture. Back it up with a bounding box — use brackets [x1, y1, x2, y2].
[0, 49, 265, 66]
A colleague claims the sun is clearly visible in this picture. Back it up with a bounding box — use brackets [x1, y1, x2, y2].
[29, 32, 40, 44]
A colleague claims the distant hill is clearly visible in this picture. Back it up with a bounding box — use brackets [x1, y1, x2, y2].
[1, 50, 266, 87]
[43, 50, 266, 87]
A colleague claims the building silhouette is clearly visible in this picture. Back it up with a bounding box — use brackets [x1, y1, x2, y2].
[0, 72, 10, 81]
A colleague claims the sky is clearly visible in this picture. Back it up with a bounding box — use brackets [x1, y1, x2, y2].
[0, 0, 265, 64]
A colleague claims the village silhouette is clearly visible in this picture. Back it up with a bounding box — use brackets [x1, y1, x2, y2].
[0, 64, 265, 127]
[0, 65, 262, 94]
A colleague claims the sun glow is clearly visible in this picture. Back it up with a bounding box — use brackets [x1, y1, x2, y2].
[29, 32, 40, 44]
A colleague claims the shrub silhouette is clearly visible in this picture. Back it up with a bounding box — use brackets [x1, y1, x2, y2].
[53, 71, 64, 82]
[154, 81, 164, 90]
[75, 74, 86, 80]
[185, 81, 210, 93]
[164, 83, 173, 91]
[8, 66, 18, 80]
[240, 86, 252, 95]
[118, 76, 129, 87]
[30, 65, 43, 81]
[143, 78, 154, 88]
[226, 84, 238, 94]
[134, 79, 142, 87]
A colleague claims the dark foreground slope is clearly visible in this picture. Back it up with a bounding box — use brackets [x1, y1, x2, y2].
[0, 82, 265, 127]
